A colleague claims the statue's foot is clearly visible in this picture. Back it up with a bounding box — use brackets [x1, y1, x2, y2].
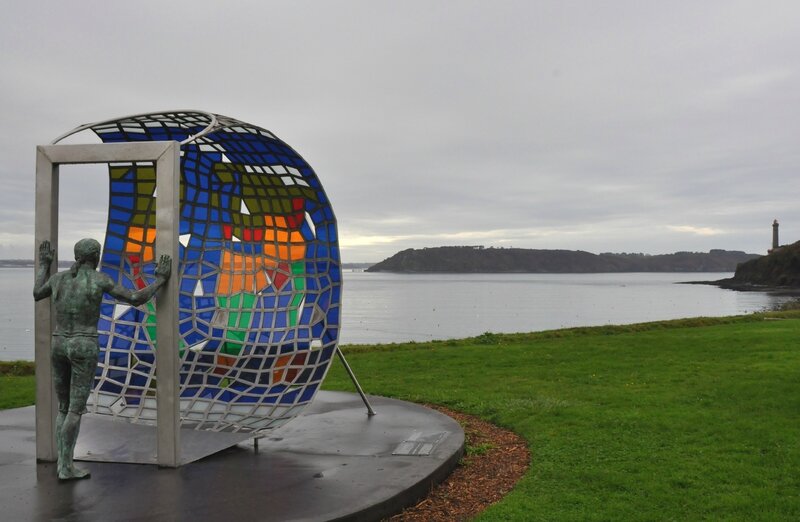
[58, 466, 91, 480]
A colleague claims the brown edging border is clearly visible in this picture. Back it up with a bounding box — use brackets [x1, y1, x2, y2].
[386, 405, 530, 521]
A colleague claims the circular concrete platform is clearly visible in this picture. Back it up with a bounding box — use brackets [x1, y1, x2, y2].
[0, 391, 464, 521]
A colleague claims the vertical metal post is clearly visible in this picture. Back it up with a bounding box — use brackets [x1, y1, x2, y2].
[155, 142, 181, 467]
[34, 146, 59, 461]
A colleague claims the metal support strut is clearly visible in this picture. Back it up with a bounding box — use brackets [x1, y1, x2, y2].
[335, 346, 376, 416]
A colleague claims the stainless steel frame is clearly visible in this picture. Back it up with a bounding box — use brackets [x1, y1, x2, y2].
[34, 141, 181, 467]
[50, 110, 218, 146]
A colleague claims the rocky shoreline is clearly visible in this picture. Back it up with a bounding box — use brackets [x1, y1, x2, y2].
[680, 240, 800, 298]
[681, 278, 800, 296]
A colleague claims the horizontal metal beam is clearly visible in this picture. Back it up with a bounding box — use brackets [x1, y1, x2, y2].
[37, 142, 176, 165]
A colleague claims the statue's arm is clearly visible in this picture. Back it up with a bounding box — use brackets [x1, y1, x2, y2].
[33, 240, 54, 301]
[103, 255, 172, 306]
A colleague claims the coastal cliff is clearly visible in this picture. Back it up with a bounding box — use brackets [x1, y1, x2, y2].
[367, 246, 759, 273]
[722, 241, 800, 288]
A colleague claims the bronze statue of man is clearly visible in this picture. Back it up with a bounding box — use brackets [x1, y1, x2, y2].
[33, 239, 171, 480]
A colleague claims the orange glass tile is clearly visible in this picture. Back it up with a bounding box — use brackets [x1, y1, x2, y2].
[213, 355, 236, 376]
[272, 354, 293, 383]
[217, 250, 281, 294]
[125, 227, 156, 262]
[288, 245, 306, 260]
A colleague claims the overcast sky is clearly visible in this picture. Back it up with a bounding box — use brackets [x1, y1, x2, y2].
[2, 1, 799, 262]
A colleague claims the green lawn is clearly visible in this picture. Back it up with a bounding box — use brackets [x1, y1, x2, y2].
[0, 360, 35, 410]
[3, 314, 799, 520]
[324, 314, 800, 521]
[0, 375, 35, 410]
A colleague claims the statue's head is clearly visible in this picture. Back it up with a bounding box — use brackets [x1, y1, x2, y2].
[74, 238, 101, 269]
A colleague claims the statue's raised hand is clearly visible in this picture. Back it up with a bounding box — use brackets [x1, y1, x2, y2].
[39, 240, 54, 266]
[155, 254, 172, 280]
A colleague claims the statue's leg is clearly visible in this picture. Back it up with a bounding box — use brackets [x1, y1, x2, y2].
[51, 339, 71, 477]
[57, 338, 97, 480]
[58, 411, 88, 480]
[55, 412, 66, 468]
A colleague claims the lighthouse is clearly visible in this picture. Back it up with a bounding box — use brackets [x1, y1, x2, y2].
[771, 219, 779, 252]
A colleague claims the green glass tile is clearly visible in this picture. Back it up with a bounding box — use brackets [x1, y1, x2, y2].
[138, 182, 156, 195]
[221, 340, 243, 355]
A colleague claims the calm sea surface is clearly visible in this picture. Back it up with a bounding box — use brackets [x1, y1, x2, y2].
[1, 268, 791, 360]
[340, 271, 793, 345]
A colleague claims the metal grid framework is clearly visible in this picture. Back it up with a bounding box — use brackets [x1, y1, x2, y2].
[54, 111, 342, 433]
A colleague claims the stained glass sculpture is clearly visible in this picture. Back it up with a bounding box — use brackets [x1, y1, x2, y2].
[55, 111, 341, 432]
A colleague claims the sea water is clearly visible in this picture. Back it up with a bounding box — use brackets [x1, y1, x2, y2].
[340, 271, 792, 345]
[1, 268, 791, 360]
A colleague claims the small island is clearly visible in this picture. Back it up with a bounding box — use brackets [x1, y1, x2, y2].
[367, 246, 759, 273]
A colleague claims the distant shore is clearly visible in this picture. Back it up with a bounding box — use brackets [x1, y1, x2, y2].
[368, 246, 759, 274]
[0, 260, 70, 268]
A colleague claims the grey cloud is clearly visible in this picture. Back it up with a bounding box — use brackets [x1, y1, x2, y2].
[2, 1, 800, 261]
